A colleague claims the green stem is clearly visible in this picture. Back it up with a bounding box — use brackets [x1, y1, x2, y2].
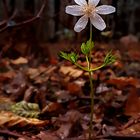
[89, 70, 94, 140]
[90, 64, 105, 71]
[74, 63, 89, 72]
[88, 23, 94, 140]
[74, 62, 105, 72]
[75, 62, 105, 72]
[86, 55, 90, 69]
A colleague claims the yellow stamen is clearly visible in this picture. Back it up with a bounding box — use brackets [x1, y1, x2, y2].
[82, 4, 95, 16]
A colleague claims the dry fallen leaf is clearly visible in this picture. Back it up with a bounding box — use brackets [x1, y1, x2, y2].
[55, 110, 82, 139]
[55, 90, 75, 103]
[0, 96, 14, 111]
[118, 123, 140, 135]
[127, 50, 140, 62]
[27, 66, 56, 83]
[56, 123, 72, 139]
[37, 132, 59, 140]
[66, 82, 82, 96]
[0, 111, 49, 128]
[11, 57, 28, 65]
[0, 71, 15, 82]
[125, 88, 140, 117]
[2, 72, 27, 101]
[27, 67, 46, 79]
[41, 102, 62, 115]
[106, 77, 139, 89]
[59, 66, 83, 78]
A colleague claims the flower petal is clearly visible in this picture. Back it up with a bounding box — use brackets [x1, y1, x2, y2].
[74, 15, 88, 32]
[66, 5, 84, 16]
[96, 5, 116, 15]
[90, 13, 106, 31]
[74, 0, 87, 6]
[88, 0, 100, 6]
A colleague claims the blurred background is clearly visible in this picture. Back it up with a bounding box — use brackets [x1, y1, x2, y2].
[0, 1, 140, 138]
[0, 0, 140, 59]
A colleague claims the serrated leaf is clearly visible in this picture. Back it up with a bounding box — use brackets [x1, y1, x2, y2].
[11, 101, 40, 118]
[81, 43, 90, 55]
[60, 51, 78, 63]
[81, 40, 94, 55]
[104, 51, 116, 65]
[69, 52, 78, 63]
[86, 40, 94, 50]
[0, 111, 49, 128]
[60, 52, 69, 60]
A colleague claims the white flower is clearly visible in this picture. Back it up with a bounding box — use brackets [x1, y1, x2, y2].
[66, 0, 116, 32]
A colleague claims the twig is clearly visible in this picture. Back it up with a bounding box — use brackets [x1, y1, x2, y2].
[97, 134, 140, 140]
[0, 129, 22, 138]
[0, 0, 46, 32]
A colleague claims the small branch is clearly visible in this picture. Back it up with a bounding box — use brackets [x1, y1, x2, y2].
[12, 0, 46, 27]
[90, 64, 105, 72]
[74, 63, 89, 72]
[97, 134, 140, 140]
[36, 0, 46, 17]
[0, 129, 22, 138]
[0, 20, 7, 27]
[0, 0, 46, 32]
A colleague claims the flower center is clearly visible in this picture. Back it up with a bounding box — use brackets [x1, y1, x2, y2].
[82, 4, 95, 16]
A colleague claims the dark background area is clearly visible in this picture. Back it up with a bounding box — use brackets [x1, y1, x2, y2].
[0, 0, 140, 59]
[0, 0, 140, 40]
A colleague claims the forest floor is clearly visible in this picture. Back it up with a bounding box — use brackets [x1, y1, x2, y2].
[0, 38, 140, 140]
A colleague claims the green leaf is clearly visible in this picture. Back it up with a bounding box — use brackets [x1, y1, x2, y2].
[60, 51, 69, 60]
[81, 43, 89, 54]
[60, 51, 78, 63]
[86, 40, 94, 51]
[69, 52, 78, 63]
[81, 40, 94, 55]
[104, 51, 116, 66]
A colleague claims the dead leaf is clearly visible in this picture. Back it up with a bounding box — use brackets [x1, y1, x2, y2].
[118, 122, 140, 135]
[55, 90, 75, 103]
[0, 96, 14, 111]
[125, 62, 140, 77]
[0, 111, 49, 128]
[0, 71, 15, 82]
[41, 102, 62, 115]
[37, 132, 59, 140]
[127, 50, 140, 61]
[125, 88, 140, 116]
[56, 123, 72, 139]
[106, 77, 139, 89]
[100, 69, 116, 81]
[11, 57, 28, 65]
[55, 110, 82, 139]
[27, 66, 56, 83]
[96, 84, 109, 94]
[24, 86, 47, 109]
[59, 66, 83, 78]
[2, 72, 27, 101]
[67, 82, 82, 96]
[113, 61, 124, 69]
[27, 66, 46, 79]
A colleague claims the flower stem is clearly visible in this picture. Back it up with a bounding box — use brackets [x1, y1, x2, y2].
[89, 70, 94, 140]
[88, 23, 94, 140]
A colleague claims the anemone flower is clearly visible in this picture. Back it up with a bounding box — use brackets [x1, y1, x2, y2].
[66, 0, 116, 32]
